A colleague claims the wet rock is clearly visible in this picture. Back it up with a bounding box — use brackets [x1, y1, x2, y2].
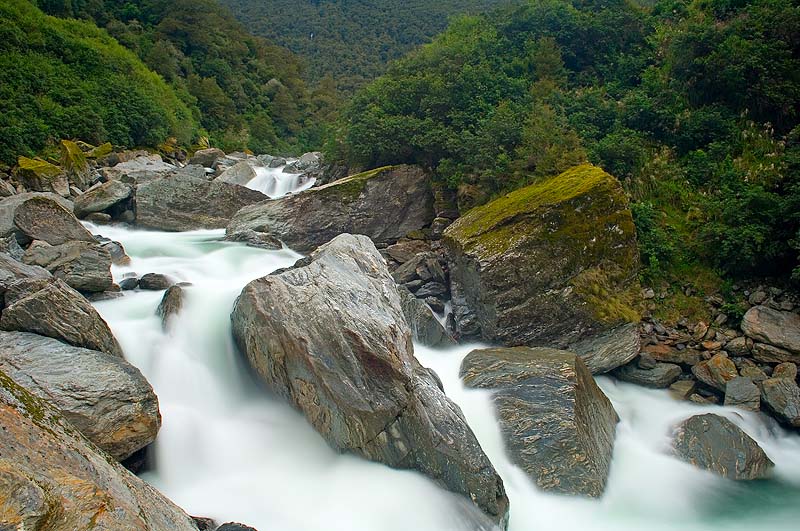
[415, 281, 447, 298]
[231, 234, 508, 525]
[22, 240, 113, 293]
[741, 305, 800, 356]
[397, 287, 455, 347]
[460, 346, 618, 497]
[672, 414, 773, 480]
[227, 165, 435, 253]
[95, 237, 130, 265]
[85, 212, 112, 223]
[73, 180, 133, 218]
[189, 148, 226, 168]
[613, 360, 682, 388]
[0, 278, 123, 357]
[191, 516, 217, 530]
[224, 229, 282, 250]
[724, 377, 760, 411]
[570, 322, 641, 374]
[217, 523, 259, 531]
[138, 273, 175, 291]
[692, 353, 739, 392]
[669, 380, 697, 400]
[442, 164, 639, 347]
[0, 366, 197, 530]
[392, 253, 429, 284]
[0, 331, 160, 461]
[119, 276, 138, 290]
[156, 285, 185, 329]
[759, 377, 800, 428]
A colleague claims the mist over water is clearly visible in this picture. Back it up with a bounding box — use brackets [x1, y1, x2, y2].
[245, 164, 316, 198]
[89, 223, 800, 531]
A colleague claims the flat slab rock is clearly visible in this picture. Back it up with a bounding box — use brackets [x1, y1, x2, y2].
[570, 322, 641, 374]
[741, 305, 800, 358]
[0, 366, 197, 530]
[672, 414, 774, 480]
[460, 346, 619, 498]
[231, 234, 508, 526]
[0, 331, 160, 461]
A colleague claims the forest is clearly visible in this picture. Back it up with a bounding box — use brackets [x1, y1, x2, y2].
[334, 0, 800, 293]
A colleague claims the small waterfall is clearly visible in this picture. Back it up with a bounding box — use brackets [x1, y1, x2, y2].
[245, 163, 316, 198]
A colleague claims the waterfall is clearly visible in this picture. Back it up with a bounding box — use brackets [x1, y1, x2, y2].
[85, 224, 800, 531]
[245, 163, 316, 198]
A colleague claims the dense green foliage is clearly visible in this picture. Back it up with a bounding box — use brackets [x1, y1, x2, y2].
[338, 0, 800, 282]
[219, 0, 518, 92]
[0, 0, 197, 165]
[33, 0, 336, 154]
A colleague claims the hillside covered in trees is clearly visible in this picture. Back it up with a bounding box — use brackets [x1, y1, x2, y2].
[220, 0, 519, 91]
[1, 0, 336, 164]
[336, 0, 800, 295]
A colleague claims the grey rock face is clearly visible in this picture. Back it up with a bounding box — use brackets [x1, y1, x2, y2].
[189, 148, 226, 168]
[227, 165, 435, 253]
[742, 305, 800, 356]
[0, 367, 197, 531]
[397, 286, 455, 347]
[74, 180, 133, 218]
[759, 377, 800, 428]
[0, 278, 123, 357]
[157, 285, 185, 329]
[724, 377, 761, 411]
[104, 154, 177, 182]
[571, 322, 641, 374]
[0, 253, 51, 299]
[460, 346, 618, 497]
[136, 173, 267, 231]
[224, 229, 282, 250]
[215, 160, 258, 186]
[22, 240, 113, 293]
[138, 273, 174, 291]
[0, 331, 160, 461]
[0, 194, 89, 246]
[613, 360, 682, 388]
[231, 234, 508, 526]
[672, 414, 773, 480]
[283, 151, 322, 173]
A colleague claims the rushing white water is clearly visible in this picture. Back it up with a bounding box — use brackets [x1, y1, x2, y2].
[88, 223, 800, 531]
[245, 164, 315, 198]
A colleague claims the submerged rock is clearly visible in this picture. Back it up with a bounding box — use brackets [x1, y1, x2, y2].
[227, 165, 435, 253]
[672, 414, 773, 480]
[460, 346, 618, 497]
[157, 285, 185, 329]
[0, 331, 160, 461]
[0, 278, 123, 357]
[136, 172, 267, 231]
[0, 366, 197, 530]
[442, 164, 640, 347]
[231, 234, 508, 526]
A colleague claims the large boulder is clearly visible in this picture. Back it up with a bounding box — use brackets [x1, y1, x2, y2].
[103, 154, 176, 182]
[741, 306, 800, 358]
[74, 180, 133, 218]
[283, 151, 322, 174]
[672, 414, 773, 480]
[188, 147, 225, 168]
[0, 253, 51, 298]
[759, 377, 800, 428]
[231, 234, 508, 526]
[460, 346, 618, 497]
[692, 353, 739, 392]
[22, 240, 113, 293]
[0, 331, 160, 461]
[136, 173, 267, 231]
[442, 164, 640, 347]
[14, 156, 68, 196]
[215, 160, 259, 186]
[0, 367, 197, 530]
[570, 322, 641, 374]
[227, 165, 435, 253]
[0, 193, 88, 245]
[0, 278, 123, 357]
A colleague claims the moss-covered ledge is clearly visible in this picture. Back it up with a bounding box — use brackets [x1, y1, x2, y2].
[443, 164, 640, 347]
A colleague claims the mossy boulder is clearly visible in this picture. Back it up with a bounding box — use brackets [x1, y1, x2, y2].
[227, 165, 435, 252]
[59, 140, 90, 189]
[87, 142, 113, 159]
[14, 157, 68, 196]
[443, 164, 640, 347]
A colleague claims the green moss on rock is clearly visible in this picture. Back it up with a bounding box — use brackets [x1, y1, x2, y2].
[314, 165, 395, 202]
[87, 142, 112, 159]
[16, 157, 62, 180]
[60, 140, 88, 177]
